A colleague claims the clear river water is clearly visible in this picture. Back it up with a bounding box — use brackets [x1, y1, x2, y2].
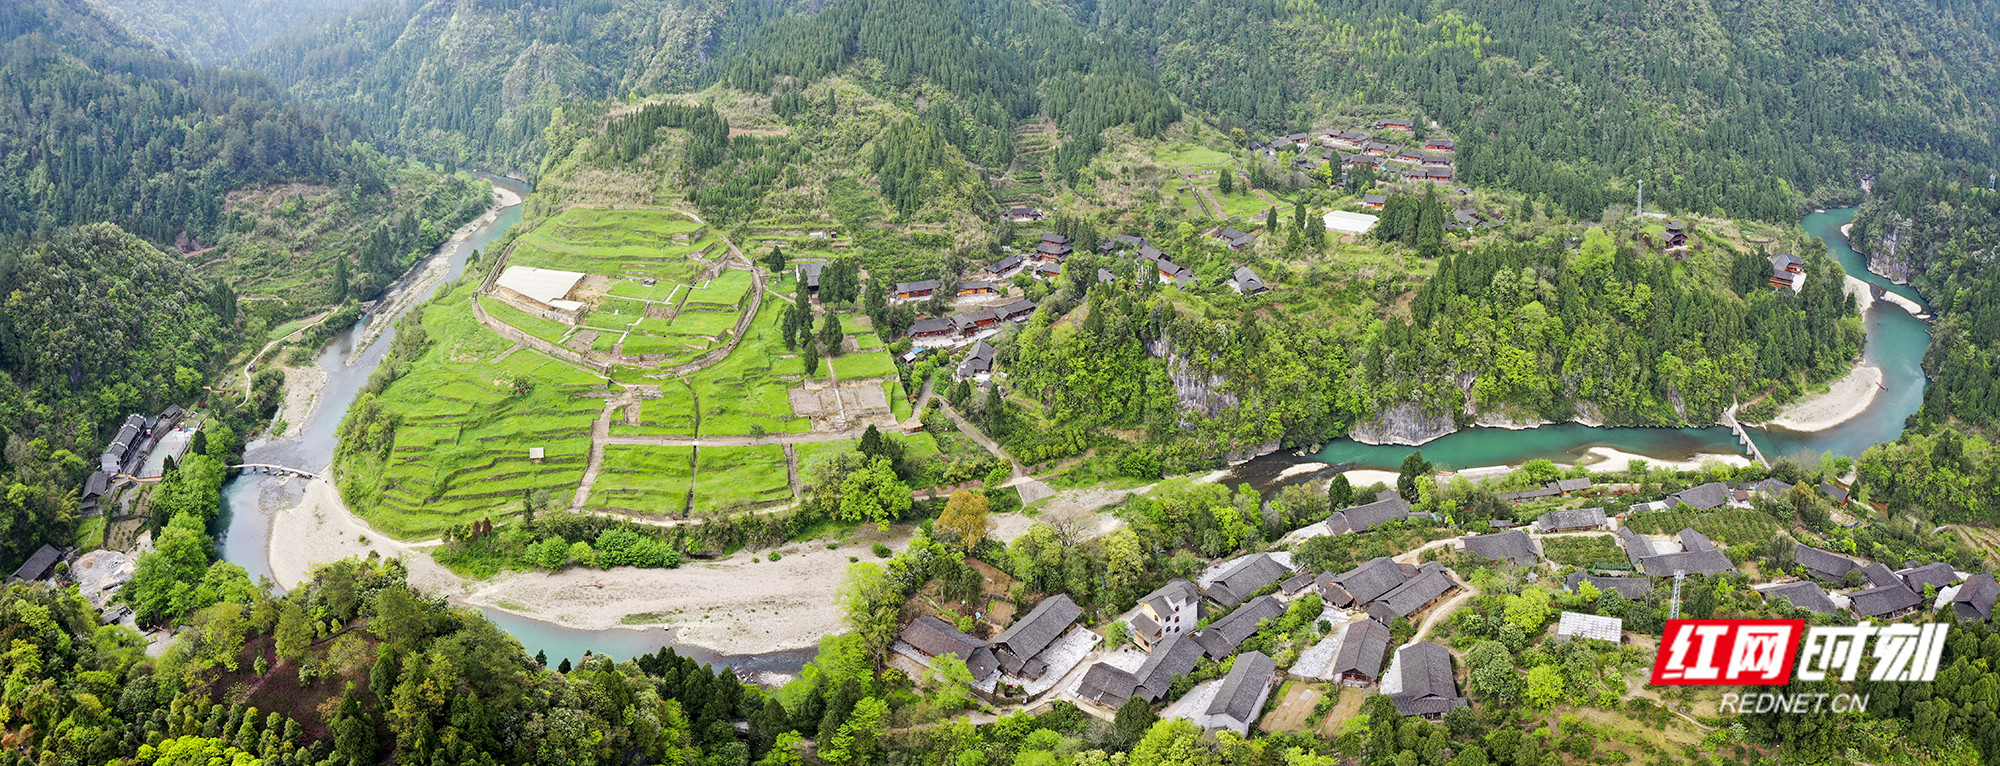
[216, 197, 1925, 672]
[1289, 207, 1931, 472]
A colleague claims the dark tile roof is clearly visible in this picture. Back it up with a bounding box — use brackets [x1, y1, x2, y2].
[1373, 564, 1457, 618]
[1388, 641, 1468, 716]
[1230, 266, 1267, 293]
[1041, 233, 1071, 245]
[1073, 631, 1205, 708]
[894, 279, 941, 294]
[1953, 573, 1995, 621]
[1463, 531, 1538, 565]
[1554, 477, 1593, 492]
[795, 261, 826, 287]
[1617, 527, 1655, 564]
[1331, 618, 1391, 681]
[8, 544, 61, 583]
[1564, 572, 1652, 599]
[1679, 528, 1716, 553]
[1850, 583, 1921, 618]
[1898, 562, 1960, 593]
[83, 471, 111, 499]
[989, 254, 1024, 273]
[957, 280, 997, 292]
[1666, 482, 1731, 510]
[1762, 581, 1837, 615]
[901, 615, 999, 679]
[1532, 507, 1605, 532]
[1344, 492, 1411, 532]
[1638, 549, 1734, 577]
[1794, 544, 1860, 583]
[1861, 562, 1903, 590]
[1098, 268, 1116, 284]
[1138, 579, 1200, 618]
[909, 317, 953, 336]
[1323, 557, 1416, 606]
[1819, 482, 1849, 504]
[1363, 194, 1388, 204]
[1748, 478, 1792, 496]
[957, 342, 996, 377]
[993, 594, 1081, 675]
[1279, 571, 1316, 596]
[1206, 650, 1277, 722]
[995, 299, 1037, 318]
[1036, 241, 1073, 255]
[1194, 595, 1284, 659]
[1205, 554, 1291, 608]
[1497, 486, 1561, 502]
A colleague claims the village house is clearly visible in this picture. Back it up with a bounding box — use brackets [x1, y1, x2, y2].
[1343, 154, 1385, 169]
[1363, 194, 1388, 210]
[1327, 130, 1369, 149]
[995, 299, 1038, 323]
[1770, 254, 1806, 289]
[1850, 582, 1922, 619]
[1364, 562, 1459, 623]
[1564, 572, 1652, 599]
[1362, 141, 1396, 157]
[1422, 153, 1452, 168]
[1330, 618, 1391, 687]
[991, 594, 1084, 684]
[1861, 562, 1905, 590]
[1663, 220, 1688, 248]
[1375, 118, 1415, 133]
[1128, 579, 1201, 651]
[1898, 562, 1960, 593]
[1531, 507, 1606, 533]
[1203, 554, 1291, 609]
[1192, 595, 1285, 659]
[1631, 528, 1734, 577]
[908, 317, 954, 341]
[1425, 166, 1455, 183]
[1953, 574, 1996, 621]
[1153, 258, 1194, 287]
[1227, 266, 1268, 295]
[795, 262, 826, 293]
[1461, 531, 1539, 566]
[1387, 641, 1469, 719]
[893, 279, 941, 301]
[1795, 544, 1861, 583]
[956, 280, 998, 297]
[1193, 651, 1279, 735]
[894, 616, 1001, 688]
[1211, 227, 1256, 251]
[1423, 137, 1455, 153]
[1664, 482, 1732, 510]
[987, 254, 1024, 279]
[7, 545, 62, 584]
[1004, 206, 1044, 223]
[1393, 149, 1425, 165]
[1820, 481, 1851, 506]
[1033, 261, 1063, 280]
[951, 308, 1002, 337]
[1317, 557, 1418, 609]
[1100, 234, 1148, 253]
[1399, 167, 1429, 182]
[955, 341, 996, 381]
[1074, 633, 1203, 710]
[494, 265, 589, 324]
[1762, 580, 1838, 614]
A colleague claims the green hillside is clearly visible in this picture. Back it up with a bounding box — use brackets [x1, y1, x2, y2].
[83, 0, 373, 63]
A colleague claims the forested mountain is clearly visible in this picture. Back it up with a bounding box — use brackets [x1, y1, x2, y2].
[0, 0, 368, 247]
[239, 0, 794, 171]
[84, 0, 372, 63]
[1849, 170, 2000, 430]
[1066, 0, 2000, 219]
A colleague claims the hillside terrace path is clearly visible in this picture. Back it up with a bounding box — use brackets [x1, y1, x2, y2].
[235, 309, 333, 395]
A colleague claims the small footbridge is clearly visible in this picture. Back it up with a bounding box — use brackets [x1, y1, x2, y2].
[230, 464, 324, 481]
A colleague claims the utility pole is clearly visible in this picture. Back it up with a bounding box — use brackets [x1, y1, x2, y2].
[1636, 180, 1644, 218]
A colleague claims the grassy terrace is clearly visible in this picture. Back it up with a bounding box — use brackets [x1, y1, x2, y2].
[690, 446, 791, 513]
[687, 301, 811, 435]
[358, 281, 607, 538]
[589, 445, 693, 514]
[507, 207, 709, 283]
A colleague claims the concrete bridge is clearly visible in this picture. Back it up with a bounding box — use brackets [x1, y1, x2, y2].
[231, 464, 324, 481]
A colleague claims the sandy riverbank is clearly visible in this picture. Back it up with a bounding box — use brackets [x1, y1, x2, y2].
[1845, 275, 1874, 313]
[1572, 446, 1750, 473]
[266, 475, 459, 593]
[1763, 365, 1883, 432]
[464, 533, 911, 655]
[268, 364, 328, 438]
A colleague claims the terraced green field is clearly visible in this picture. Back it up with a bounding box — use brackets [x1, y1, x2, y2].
[590, 445, 692, 514]
[831, 348, 897, 380]
[687, 301, 812, 435]
[612, 385, 700, 436]
[508, 207, 709, 282]
[690, 446, 791, 513]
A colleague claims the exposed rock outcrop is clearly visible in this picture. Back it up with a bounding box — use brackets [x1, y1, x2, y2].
[1348, 403, 1457, 446]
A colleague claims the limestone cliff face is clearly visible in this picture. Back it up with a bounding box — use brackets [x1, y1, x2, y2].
[1348, 403, 1457, 446]
[1148, 338, 1240, 418]
[1852, 214, 1917, 285]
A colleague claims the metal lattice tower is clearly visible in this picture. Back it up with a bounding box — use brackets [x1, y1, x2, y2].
[1668, 569, 1687, 619]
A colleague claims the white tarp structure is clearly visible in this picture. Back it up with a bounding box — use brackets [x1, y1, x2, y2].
[1323, 210, 1380, 235]
[1556, 611, 1622, 643]
[496, 266, 587, 312]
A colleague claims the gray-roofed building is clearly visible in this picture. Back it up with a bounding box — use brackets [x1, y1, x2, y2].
[1666, 482, 1731, 510]
[1747, 478, 1793, 498]
[1553, 477, 1593, 494]
[893, 280, 942, 300]
[1638, 548, 1735, 577]
[899, 615, 1000, 681]
[1345, 491, 1413, 531]
[1319, 557, 1417, 608]
[1564, 572, 1652, 599]
[1098, 268, 1117, 284]
[1331, 618, 1391, 686]
[956, 342, 996, 381]
[1679, 529, 1717, 553]
[1555, 611, 1622, 643]
[1532, 507, 1606, 533]
[1462, 531, 1538, 566]
[1497, 486, 1562, 503]
[1762, 581, 1837, 615]
[1861, 562, 1904, 590]
[1151, 258, 1194, 287]
[993, 594, 1082, 679]
[995, 299, 1037, 322]
[1204, 554, 1291, 608]
[1795, 544, 1860, 583]
[1033, 261, 1063, 278]
[1074, 633, 1204, 709]
[1279, 571, 1316, 597]
[1954, 574, 1996, 621]
[1228, 267, 1269, 295]
[1820, 482, 1850, 506]
[1850, 583, 1921, 619]
[1213, 228, 1256, 251]
[988, 254, 1025, 277]
[1617, 527, 1655, 565]
[1898, 563, 1960, 593]
[909, 317, 954, 339]
[1387, 642, 1469, 719]
[795, 261, 826, 290]
[1130, 579, 1201, 651]
[1193, 596, 1284, 660]
[1370, 563, 1458, 620]
[1362, 193, 1388, 209]
[956, 280, 999, 296]
[1197, 651, 1279, 735]
[7, 545, 61, 583]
